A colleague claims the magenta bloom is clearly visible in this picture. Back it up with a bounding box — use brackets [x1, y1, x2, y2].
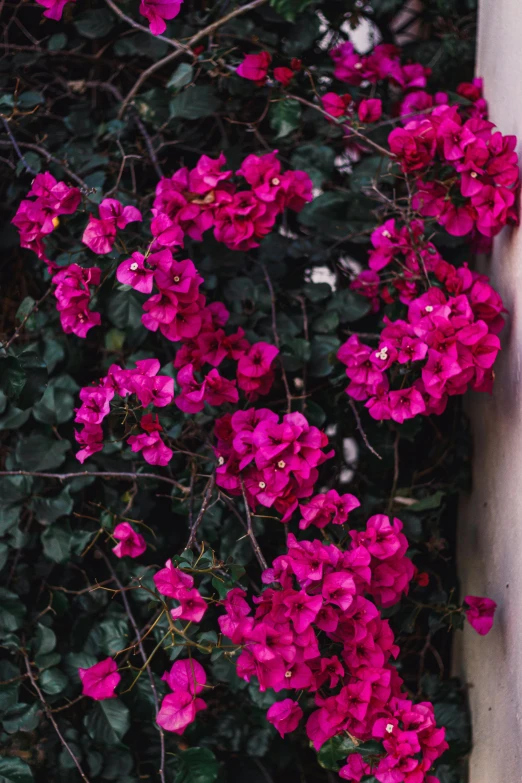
[117, 253, 155, 294]
[171, 587, 208, 623]
[162, 659, 206, 695]
[464, 595, 497, 635]
[358, 98, 382, 123]
[236, 52, 271, 84]
[139, 0, 183, 35]
[112, 522, 147, 559]
[157, 690, 206, 734]
[266, 699, 303, 738]
[78, 658, 120, 700]
[35, 0, 74, 21]
[154, 559, 194, 598]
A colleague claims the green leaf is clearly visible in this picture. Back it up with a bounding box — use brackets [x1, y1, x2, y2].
[298, 192, 375, 240]
[270, 0, 315, 21]
[0, 757, 34, 783]
[0, 588, 26, 633]
[317, 735, 358, 770]
[170, 86, 221, 120]
[33, 623, 57, 657]
[40, 667, 68, 696]
[175, 748, 219, 783]
[269, 99, 301, 139]
[85, 699, 130, 745]
[167, 63, 194, 90]
[408, 491, 445, 511]
[290, 144, 335, 187]
[41, 521, 72, 563]
[31, 487, 73, 525]
[74, 9, 114, 39]
[2, 702, 39, 734]
[15, 433, 70, 471]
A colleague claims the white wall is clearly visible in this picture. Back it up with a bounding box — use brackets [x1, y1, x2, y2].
[456, 1, 522, 780]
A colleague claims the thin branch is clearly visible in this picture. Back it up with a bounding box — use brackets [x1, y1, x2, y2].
[98, 552, 166, 783]
[186, 473, 215, 549]
[0, 139, 87, 188]
[349, 399, 382, 460]
[23, 653, 91, 782]
[1, 116, 37, 174]
[0, 470, 190, 494]
[118, 0, 268, 119]
[240, 478, 268, 571]
[284, 93, 395, 159]
[2, 286, 53, 351]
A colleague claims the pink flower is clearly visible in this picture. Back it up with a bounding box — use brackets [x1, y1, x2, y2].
[339, 753, 370, 781]
[321, 92, 352, 118]
[112, 522, 147, 559]
[78, 658, 120, 700]
[156, 690, 206, 734]
[464, 595, 497, 635]
[139, 0, 182, 35]
[273, 67, 295, 87]
[171, 587, 208, 623]
[75, 423, 104, 463]
[163, 659, 206, 695]
[358, 98, 382, 123]
[117, 252, 155, 293]
[35, 0, 74, 21]
[154, 560, 194, 598]
[82, 217, 117, 255]
[236, 52, 272, 84]
[266, 699, 303, 738]
[99, 198, 142, 229]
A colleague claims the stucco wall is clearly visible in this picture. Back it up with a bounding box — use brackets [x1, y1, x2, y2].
[456, 1, 522, 780]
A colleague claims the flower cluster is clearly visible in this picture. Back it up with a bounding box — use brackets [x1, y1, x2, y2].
[330, 42, 430, 93]
[217, 518, 448, 782]
[11, 173, 103, 337]
[236, 51, 302, 87]
[339, 256, 504, 422]
[214, 408, 334, 521]
[390, 104, 519, 238]
[152, 151, 312, 251]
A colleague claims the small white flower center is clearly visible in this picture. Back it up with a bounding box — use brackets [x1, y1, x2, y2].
[386, 723, 394, 734]
[425, 305, 434, 313]
[284, 670, 292, 678]
[375, 347, 388, 361]
[271, 177, 281, 186]
[130, 262, 139, 271]
[258, 481, 266, 489]
[218, 456, 224, 466]
[173, 276, 180, 282]
[277, 460, 286, 469]
[354, 62, 363, 70]
[382, 230, 391, 238]
[470, 171, 478, 179]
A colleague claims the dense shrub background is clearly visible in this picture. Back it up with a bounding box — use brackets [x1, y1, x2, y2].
[0, 1, 480, 782]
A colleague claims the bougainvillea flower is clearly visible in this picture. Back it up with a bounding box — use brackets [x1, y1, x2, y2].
[162, 659, 206, 695]
[139, 0, 183, 35]
[266, 699, 303, 737]
[112, 522, 147, 559]
[156, 690, 207, 734]
[464, 595, 497, 635]
[236, 51, 271, 84]
[78, 658, 120, 700]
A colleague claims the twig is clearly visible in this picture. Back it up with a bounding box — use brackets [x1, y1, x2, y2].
[2, 286, 53, 351]
[240, 479, 268, 571]
[348, 399, 382, 460]
[23, 653, 91, 782]
[118, 0, 268, 119]
[284, 93, 395, 159]
[186, 473, 215, 549]
[1, 116, 37, 175]
[98, 552, 166, 783]
[0, 470, 190, 494]
[261, 263, 292, 413]
[0, 139, 87, 188]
